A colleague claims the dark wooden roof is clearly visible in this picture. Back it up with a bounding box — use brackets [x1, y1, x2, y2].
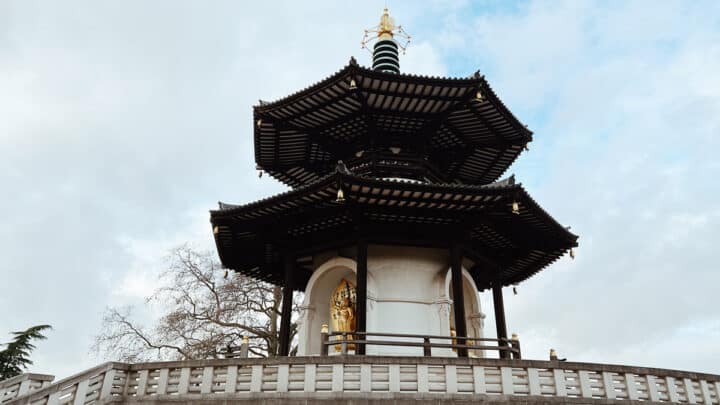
[254, 58, 532, 188]
[210, 173, 577, 290]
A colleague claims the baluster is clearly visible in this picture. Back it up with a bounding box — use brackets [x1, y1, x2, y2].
[304, 364, 316, 393]
[389, 364, 401, 393]
[72, 379, 90, 405]
[625, 373, 639, 400]
[700, 380, 713, 405]
[579, 370, 593, 398]
[553, 369, 567, 397]
[177, 368, 191, 395]
[602, 372, 616, 399]
[647, 375, 661, 402]
[250, 365, 263, 393]
[360, 364, 371, 393]
[473, 366, 486, 394]
[156, 369, 169, 395]
[666, 377, 680, 403]
[276, 365, 289, 392]
[332, 364, 344, 392]
[445, 365, 458, 394]
[99, 369, 117, 400]
[527, 368, 541, 396]
[135, 370, 149, 397]
[225, 366, 237, 394]
[18, 379, 32, 396]
[684, 378, 698, 404]
[200, 367, 214, 394]
[417, 364, 429, 393]
[501, 366, 514, 395]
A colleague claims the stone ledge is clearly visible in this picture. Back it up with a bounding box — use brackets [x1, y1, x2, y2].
[112, 392, 673, 405]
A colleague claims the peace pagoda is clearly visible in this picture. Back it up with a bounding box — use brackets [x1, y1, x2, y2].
[3, 8, 718, 405]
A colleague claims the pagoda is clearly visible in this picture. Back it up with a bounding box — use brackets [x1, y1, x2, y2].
[210, 8, 578, 358]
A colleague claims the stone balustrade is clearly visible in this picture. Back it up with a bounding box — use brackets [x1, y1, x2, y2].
[1, 373, 54, 404]
[3, 357, 720, 404]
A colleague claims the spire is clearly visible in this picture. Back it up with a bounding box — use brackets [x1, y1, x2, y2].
[361, 8, 411, 74]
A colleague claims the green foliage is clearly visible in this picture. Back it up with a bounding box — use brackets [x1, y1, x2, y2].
[0, 325, 52, 380]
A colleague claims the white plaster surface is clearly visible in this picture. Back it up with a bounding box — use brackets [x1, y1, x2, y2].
[297, 245, 484, 356]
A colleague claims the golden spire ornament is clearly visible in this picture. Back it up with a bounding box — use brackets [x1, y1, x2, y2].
[361, 7, 411, 55]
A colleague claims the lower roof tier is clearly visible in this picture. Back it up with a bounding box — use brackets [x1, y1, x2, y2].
[210, 173, 578, 290]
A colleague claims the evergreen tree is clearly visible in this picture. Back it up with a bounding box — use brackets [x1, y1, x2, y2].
[0, 325, 52, 380]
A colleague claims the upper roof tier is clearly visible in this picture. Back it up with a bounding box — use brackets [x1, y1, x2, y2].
[254, 58, 532, 188]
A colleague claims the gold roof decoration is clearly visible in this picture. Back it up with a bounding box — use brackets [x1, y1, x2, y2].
[361, 7, 411, 54]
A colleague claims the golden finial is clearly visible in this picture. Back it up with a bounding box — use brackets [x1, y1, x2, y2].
[361, 7, 411, 54]
[378, 8, 395, 39]
[242, 335, 249, 344]
[321, 324, 329, 334]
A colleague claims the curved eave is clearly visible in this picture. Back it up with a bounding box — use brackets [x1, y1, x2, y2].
[252, 59, 533, 188]
[210, 174, 577, 288]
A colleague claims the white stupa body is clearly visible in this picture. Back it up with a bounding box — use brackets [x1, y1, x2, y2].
[297, 245, 485, 356]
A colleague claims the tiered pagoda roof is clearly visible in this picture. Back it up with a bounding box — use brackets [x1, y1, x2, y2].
[255, 58, 532, 188]
[212, 168, 577, 290]
[213, 57, 577, 291]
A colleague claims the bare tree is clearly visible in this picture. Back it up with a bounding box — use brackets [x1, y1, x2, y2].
[93, 245, 299, 361]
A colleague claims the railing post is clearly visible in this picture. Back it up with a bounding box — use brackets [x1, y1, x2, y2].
[423, 337, 431, 357]
[511, 333, 521, 359]
[320, 324, 329, 356]
[240, 335, 249, 358]
[341, 332, 348, 355]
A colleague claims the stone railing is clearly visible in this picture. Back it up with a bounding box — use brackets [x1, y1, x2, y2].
[4, 357, 720, 404]
[1, 374, 54, 403]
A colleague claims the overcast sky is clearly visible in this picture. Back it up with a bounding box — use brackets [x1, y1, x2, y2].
[1, 0, 719, 379]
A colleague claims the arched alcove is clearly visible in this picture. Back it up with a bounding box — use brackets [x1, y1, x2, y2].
[443, 268, 485, 357]
[297, 256, 377, 355]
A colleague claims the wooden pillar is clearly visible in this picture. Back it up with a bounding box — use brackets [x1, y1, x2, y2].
[356, 240, 368, 354]
[278, 252, 294, 356]
[450, 245, 468, 357]
[493, 282, 509, 359]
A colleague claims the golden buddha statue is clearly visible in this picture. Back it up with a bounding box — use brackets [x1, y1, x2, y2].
[331, 279, 357, 351]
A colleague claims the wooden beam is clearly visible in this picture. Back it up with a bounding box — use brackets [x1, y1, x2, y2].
[278, 252, 295, 356]
[356, 239, 368, 355]
[451, 245, 468, 357]
[492, 282, 509, 359]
